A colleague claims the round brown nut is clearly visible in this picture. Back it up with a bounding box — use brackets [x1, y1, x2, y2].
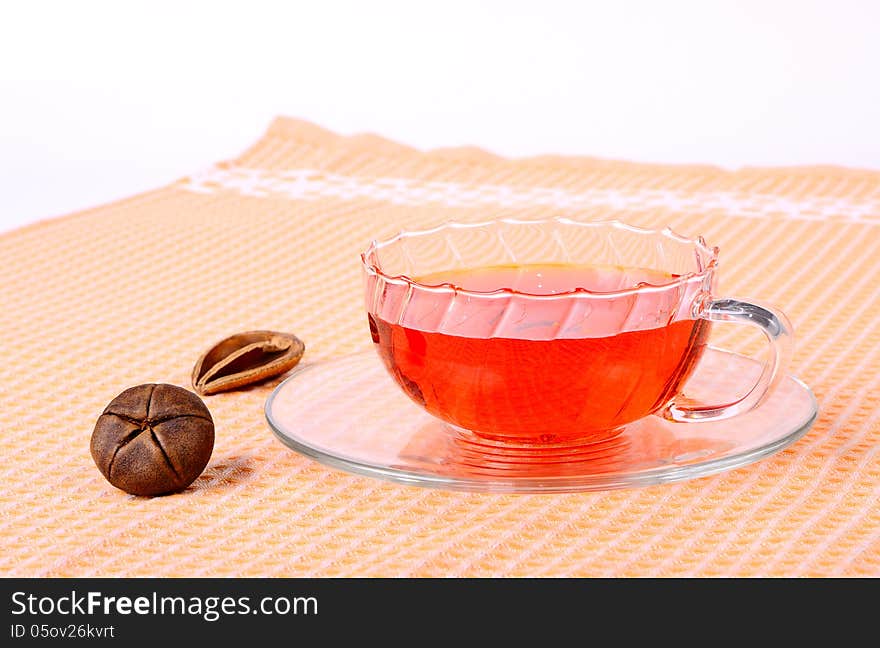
[91, 384, 214, 496]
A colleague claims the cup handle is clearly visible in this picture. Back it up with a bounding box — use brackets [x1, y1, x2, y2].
[662, 298, 794, 423]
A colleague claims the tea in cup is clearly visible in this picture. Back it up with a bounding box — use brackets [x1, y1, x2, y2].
[362, 219, 791, 445]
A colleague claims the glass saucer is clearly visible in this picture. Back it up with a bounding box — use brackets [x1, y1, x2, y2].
[265, 347, 817, 493]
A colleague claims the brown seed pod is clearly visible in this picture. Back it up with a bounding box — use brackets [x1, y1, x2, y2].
[192, 330, 305, 395]
[91, 384, 214, 496]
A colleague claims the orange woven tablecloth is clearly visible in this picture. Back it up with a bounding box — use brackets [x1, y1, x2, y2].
[2, 117, 879, 577]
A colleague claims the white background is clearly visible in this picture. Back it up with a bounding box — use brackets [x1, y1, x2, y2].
[1, 0, 877, 234]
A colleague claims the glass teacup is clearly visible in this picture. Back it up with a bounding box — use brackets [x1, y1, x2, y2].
[362, 218, 792, 445]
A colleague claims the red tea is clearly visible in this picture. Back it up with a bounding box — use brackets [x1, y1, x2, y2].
[370, 263, 709, 443]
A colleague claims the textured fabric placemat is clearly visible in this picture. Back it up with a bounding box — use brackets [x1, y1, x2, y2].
[2, 117, 879, 577]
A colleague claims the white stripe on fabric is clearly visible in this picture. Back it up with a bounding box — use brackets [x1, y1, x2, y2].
[179, 166, 879, 224]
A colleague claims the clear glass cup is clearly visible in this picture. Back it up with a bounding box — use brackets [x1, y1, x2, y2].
[362, 218, 792, 445]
